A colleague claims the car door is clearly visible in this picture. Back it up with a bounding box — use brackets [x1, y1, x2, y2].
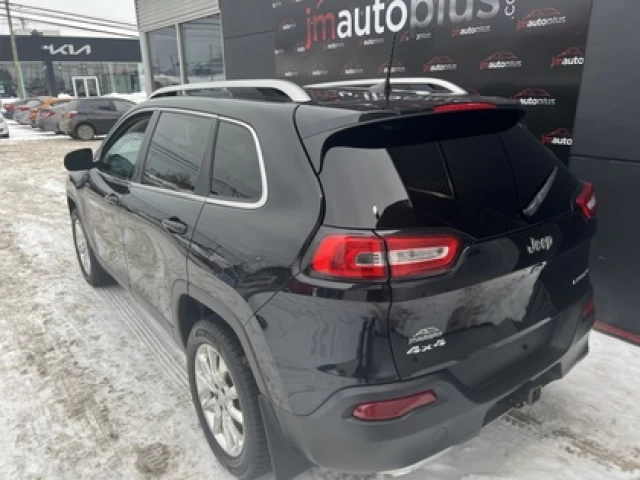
[120, 110, 215, 330]
[81, 112, 154, 284]
[91, 99, 118, 134]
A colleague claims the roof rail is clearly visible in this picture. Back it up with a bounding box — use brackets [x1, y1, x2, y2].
[304, 77, 467, 95]
[149, 79, 313, 102]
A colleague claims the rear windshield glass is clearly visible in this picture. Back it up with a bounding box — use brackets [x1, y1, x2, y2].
[321, 122, 575, 234]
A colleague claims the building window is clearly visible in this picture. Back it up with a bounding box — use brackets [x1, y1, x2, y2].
[0, 63, 19, 98]
[182, 15, 224, 84]
[148, 26, 180, 90]
[53, 62, 141, 96]
[0, 61, 47, 98]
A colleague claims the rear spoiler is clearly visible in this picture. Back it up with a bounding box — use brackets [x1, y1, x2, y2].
[298, 100, 525, 172]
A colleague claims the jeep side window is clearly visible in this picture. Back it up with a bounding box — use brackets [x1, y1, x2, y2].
[142, 112, 213, 192]
[211, 121, 262, 201]
[99, 116, 150, 180]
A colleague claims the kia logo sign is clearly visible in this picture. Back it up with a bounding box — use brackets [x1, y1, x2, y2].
[41, 44, 92, 56]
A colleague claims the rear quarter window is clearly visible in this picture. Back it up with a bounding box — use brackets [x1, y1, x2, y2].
[211, 121, 263, 202]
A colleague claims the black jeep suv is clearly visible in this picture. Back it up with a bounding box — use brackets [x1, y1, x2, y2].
[64, 80, 597, 479]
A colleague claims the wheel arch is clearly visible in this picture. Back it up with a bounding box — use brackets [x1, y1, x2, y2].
[174, 284, 269, 396]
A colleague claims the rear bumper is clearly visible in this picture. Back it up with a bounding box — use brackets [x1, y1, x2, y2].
[271, 314, 593, 474]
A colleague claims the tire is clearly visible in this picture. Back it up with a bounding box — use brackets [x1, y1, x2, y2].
[75, 123, 95, 141]
[187, 320, 271, 480]
[70, 209, 112, 286]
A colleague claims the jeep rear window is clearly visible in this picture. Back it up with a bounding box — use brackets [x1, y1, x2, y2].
[320, 120, 574, 233]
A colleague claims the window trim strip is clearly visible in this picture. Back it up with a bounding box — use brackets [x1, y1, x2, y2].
[122, 106, 268, 210]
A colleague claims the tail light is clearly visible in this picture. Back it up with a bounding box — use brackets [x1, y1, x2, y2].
[386, 235, 461, 278]
[353, 390, 437, 421]
[67, 111, 78, 119]
[310, 233, 461, 280]
[434, 102, 496, 113]
[311, 235, 386, 279]
[18, 106, 29, 111]
[6, 104, 14, 111]
[576, 182, 597, 219]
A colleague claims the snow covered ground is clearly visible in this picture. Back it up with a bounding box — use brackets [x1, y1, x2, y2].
[0, 137, 638, 480]
[1, 120, 69, 142]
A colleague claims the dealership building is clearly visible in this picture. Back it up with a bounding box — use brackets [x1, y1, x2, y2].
[134, 0, 640, 339]
[0, 35, 142, 98]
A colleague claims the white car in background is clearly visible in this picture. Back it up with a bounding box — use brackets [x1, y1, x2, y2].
[0, 112, 9, 138]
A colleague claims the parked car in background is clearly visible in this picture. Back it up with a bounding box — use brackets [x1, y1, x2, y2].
[64, 80, 597, 479]
[30, 97, 70, 128]
[0, 112, 9, 138]
[2, 98, 26, 120]
[59, 97, 136, 140]
[37, 101, 71, 134]
[15, 98, 44, 125]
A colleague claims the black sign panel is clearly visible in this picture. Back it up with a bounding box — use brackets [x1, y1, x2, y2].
[0, 35, 142, 63]
[273, 0, 592, 162]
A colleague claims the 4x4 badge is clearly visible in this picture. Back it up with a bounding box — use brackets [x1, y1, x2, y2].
[407, 339, 447, 355]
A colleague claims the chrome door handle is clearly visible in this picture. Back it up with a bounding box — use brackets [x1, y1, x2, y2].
[161, 218, 188, 235]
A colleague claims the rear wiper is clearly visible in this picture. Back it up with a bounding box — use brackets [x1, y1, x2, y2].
[523, 166, 558, 218]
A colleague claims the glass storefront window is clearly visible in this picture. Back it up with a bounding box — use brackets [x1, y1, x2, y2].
[148, 26, 181, 90]
[1, 61, 142, 98]
[0, 61, 46, 98]
[182, 15, 225, 84]
[0, 63, 19, 98]
[53, 62, 141, 96]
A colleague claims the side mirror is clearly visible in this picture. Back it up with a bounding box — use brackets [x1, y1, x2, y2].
[64, 148, 94, 171]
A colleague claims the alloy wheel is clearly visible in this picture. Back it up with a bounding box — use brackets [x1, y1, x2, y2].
[76, 124, 94, 140]
[73, 217, 91, 275]
[195, 344, 245, 457]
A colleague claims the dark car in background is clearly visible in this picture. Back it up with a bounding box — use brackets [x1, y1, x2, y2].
[64, 80, 597, 479]
[37, 99, 74, 134]
[59, 97, 136, 140]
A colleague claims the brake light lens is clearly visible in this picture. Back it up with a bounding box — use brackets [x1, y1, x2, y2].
[311, 235, 386, 279]
[434, 102, 497, 113]
[576, 182, 597, 219]
[6, 104, 14, 111]
[353, 390, 437, 421]
[68, 110, 78, 119]
[310, 234, 461, 280]
[18, 106, 29, 111]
